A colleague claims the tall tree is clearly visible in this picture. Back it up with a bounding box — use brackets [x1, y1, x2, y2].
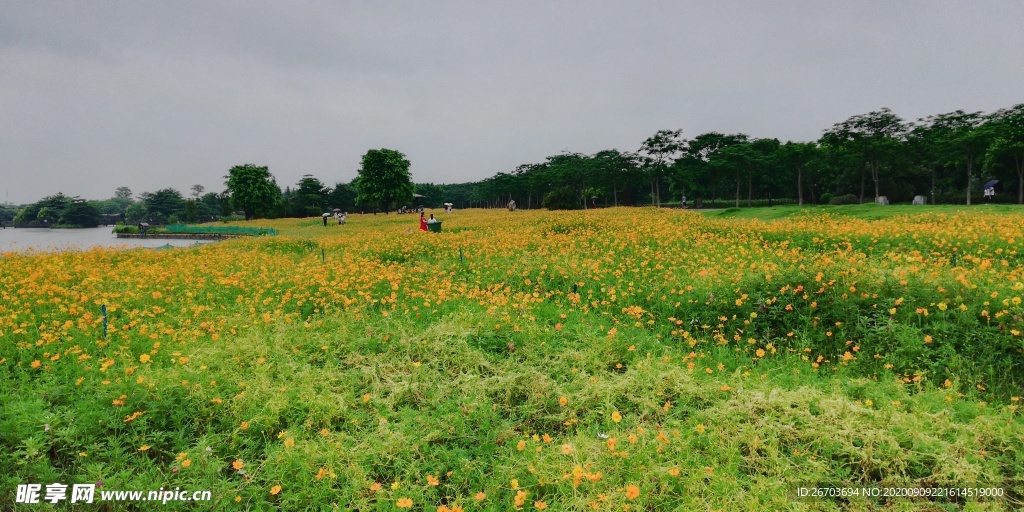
[354, 149, 413, 213]
[984, 104, 1024, 203]
[684, 132, 748, 202]
[139, 188, 185, 223]
[777, 141, 820, 205]
[190, 184, 205, 199]
[639, 129, 684, 206]
[916, 111, 990, 205]
[114, 187, 134, 200]
[821, 108, 906, 203]
[225, 164, 281, 220]
[292, 174, 329, 217]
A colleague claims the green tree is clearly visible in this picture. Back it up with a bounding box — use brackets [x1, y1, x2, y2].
[292, 175, 329, 217]
[776, 141, 821, 205]
[821, 108, 907, 203]
[915, 111, 991, 205]
[15, 193, 71, 225]
[639, 129, 684, 206]
[59, 199, 101, 227]
[225, 164, 281, 220]
[354, 149, 413, 213]
[139, 188, 185, 224]
[984, 104, 1024, 203]
[326, 182, 358, 212]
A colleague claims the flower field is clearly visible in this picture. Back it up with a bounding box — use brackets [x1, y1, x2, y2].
[2, 207, 1022, 510]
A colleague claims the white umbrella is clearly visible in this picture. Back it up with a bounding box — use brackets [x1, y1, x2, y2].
[443, 203, 453, 206]
[321, 213, 330, 217]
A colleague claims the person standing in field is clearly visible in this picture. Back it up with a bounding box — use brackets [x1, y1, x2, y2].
[419, 212, 428, 232]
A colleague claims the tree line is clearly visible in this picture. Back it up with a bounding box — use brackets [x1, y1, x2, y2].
[473, 104, 1024, 209]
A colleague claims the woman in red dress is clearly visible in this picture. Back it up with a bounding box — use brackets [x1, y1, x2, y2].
[419, 212, 428, 232]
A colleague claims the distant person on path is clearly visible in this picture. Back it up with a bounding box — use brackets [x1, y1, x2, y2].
[984, 187, 994, 203]
[682, 195, 687, 208]
[323, 215, 328, 226]
[419, 212, 428, 232]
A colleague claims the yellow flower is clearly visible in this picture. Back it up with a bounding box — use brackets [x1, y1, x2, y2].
[558, 396, 568, 407]
[611, 411, 622, 423]
[517, 440, 526, 451]
[138, 445, 150, 451]
[139, 354, 151, 364]
[181, 459, 191, 468]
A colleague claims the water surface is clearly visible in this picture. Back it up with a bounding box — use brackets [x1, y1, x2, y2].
[0, 227, 213, 253]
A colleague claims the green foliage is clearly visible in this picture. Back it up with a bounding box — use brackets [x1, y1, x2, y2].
[225, 164, 282, 220]
[542, 186, 579, 210]
[139, 188, 185, 224]
[829, 193, 859, 205]
[819, 192, 833, 204]
[354, 149, 413, 213]
[112, 222, 138, 233]
[58, 200, 101, 227]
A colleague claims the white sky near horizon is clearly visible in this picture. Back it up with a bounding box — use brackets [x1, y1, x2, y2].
[2, 1, 1022, 204]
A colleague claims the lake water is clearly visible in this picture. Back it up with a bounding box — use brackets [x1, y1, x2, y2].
[0, 227, 214, 253]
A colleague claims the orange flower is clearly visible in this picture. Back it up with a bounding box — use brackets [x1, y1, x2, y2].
[427, 475, 439, 486]
[396, 497, 413, 508]
[534, 500, 548, 510]
[232, 460, 244, 470]
[369, 482, 382, 492]
[270, 485, 281, 495]
[474, 491, 486, 501]
[625, 484, 640, 500]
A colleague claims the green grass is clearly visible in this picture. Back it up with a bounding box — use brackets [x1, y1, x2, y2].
[701, 203, 1024, 221]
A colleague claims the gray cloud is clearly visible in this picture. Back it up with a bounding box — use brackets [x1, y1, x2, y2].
[2, 0, 1022, 204]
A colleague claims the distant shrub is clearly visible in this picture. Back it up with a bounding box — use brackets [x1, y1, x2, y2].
[829, 193, 859, 205]
[220, 215, 246, 223]
[819, 193, 833, 204]
[542, 187, 579, 210]
[113, 223, 138, 234]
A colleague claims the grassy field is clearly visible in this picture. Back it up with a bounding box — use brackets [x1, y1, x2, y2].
[2, 206, 1022, 510]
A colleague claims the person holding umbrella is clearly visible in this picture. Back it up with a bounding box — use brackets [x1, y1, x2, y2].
[322, 212, 330, 226]
[984, 180, 998, 203]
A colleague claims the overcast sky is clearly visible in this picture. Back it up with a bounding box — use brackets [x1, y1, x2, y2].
[2, 1, 1022, 204]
